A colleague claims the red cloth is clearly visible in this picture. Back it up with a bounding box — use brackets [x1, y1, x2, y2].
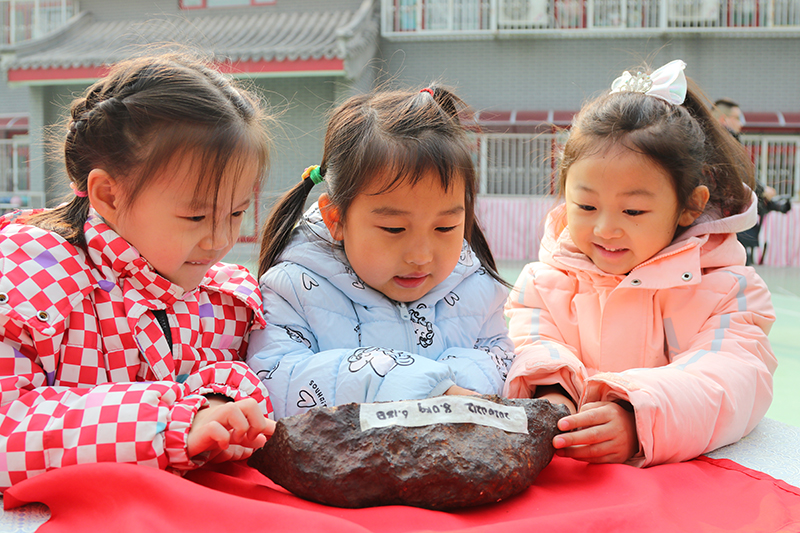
[5, 456, 800, 532]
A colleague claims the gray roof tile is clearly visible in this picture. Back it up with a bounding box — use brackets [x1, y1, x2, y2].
[7, 6, 378, 75]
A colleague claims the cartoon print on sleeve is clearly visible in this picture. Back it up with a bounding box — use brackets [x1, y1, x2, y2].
[284, 326, 312, 348]
[408, 304, 435, 348]
[297, 379, 328, 409]
[348, 347, 414, 377]
[297, 389, 317, 408]
[256, 361, 280, 380]
[477, 345, 514, 380]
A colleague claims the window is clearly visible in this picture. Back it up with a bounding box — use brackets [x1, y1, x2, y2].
[180, 0, 275, 8]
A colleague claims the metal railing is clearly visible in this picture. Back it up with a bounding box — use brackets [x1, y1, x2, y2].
[741, 135, 800, 199]
[0, 0, 78, 46]
[476, 132, 800, 199]
[382, 0, 800, 36]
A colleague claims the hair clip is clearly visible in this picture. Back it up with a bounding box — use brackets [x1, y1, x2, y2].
[610, 59, 687, 106]
[301, 165, 324, 186]
[420, 88, 434, 97]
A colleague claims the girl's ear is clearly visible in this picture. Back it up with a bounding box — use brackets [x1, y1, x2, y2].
[318, 193, 344, 241]
[678, 185, 710, 226]
[87, 168, 122, 226]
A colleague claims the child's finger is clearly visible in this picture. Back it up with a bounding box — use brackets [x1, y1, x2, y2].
[553, 424, 606, 449]
[233, 398, 274, 440]
[188, 421, 232, 457]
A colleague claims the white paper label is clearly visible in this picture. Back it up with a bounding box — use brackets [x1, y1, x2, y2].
[359, 396, 529, 434]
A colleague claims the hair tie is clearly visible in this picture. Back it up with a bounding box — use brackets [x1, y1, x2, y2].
[70, 182, 88, 198]
[301, 165, 324, 186]
[420, 88, 434, 97]
[610, 59, 687, 106]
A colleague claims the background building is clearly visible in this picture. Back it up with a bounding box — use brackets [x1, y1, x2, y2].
[0, 0, 798, 263]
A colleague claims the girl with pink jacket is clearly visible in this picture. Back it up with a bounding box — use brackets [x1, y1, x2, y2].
[504, 60, 777, 467]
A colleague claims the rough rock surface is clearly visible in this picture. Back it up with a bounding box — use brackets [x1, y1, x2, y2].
[248, 395, 569, 510]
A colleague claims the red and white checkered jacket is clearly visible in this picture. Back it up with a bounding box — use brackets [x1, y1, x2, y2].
[0, 211, 271, 490]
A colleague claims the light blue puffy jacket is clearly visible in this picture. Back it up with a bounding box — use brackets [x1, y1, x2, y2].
[246, 204, 515, 419]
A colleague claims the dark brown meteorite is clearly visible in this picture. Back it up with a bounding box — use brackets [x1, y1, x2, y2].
[248, 395, 568, 510]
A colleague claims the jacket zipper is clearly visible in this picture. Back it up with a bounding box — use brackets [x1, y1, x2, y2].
[397, 301, 414, 351]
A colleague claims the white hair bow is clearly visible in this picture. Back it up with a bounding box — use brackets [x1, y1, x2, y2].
[610, 59, 687, 106]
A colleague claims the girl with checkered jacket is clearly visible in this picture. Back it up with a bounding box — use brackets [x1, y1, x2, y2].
[0, 52, 276, 489]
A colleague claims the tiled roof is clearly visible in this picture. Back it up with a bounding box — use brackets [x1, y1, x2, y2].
[6, 3, 378, 78]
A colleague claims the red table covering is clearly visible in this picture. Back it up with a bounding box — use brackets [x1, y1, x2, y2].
[5, 455, 800, 532]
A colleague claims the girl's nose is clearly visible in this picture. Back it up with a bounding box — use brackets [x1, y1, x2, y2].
[200, 222, 231, 251]
[593, 214, 622, 239]
[404, 237, 433, 266]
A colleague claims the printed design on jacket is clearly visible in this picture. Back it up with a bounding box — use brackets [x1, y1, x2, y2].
[458, 242, 474, 267]
[297, 379, 327, 409]
[347, 347, 414, 377]
[344, 266, 366, 290]
[444, 292, 459, 307]
[256, 361, 280, 380]
[301, 272, 319, 291]
[477, 345, 514, 380]
[408, 304, 435, 348]
[283, 326, 312, 348]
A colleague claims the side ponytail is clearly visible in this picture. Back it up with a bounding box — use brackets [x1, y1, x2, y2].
[682, 81, 753, 216]
[257, 168, 321, 277]
[27, 121, 93, 245]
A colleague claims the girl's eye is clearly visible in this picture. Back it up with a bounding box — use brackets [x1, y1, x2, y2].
[185, 215, 205, 222]
[380, 227, 404, 234]
[232, 210, 246, 218]
[577, 204, 596, 212]
[624, 210, 644, 216]
[436, 226, 457, 233]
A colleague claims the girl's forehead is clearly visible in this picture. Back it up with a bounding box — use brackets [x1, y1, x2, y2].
[361, 167, 458, 196]
[566, 147, 674, 195]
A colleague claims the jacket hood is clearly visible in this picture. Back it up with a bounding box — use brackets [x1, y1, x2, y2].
[540, 191, 758, 276]
[277, 203, 483, 307]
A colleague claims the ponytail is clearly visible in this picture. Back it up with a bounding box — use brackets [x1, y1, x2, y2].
[26, 194, 92, 246]
[257, 170, 320, 277]
[467, 219, 511, 289]
[683, 81, 753, 216]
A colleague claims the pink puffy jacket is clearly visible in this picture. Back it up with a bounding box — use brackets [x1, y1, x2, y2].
[504, 197, 776, 467]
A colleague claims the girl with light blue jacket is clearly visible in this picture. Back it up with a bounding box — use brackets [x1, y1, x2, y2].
[247, 86, 515, 419]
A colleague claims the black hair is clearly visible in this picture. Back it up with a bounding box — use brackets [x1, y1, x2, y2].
[258, 85, 507, 288]
[29, 51, 272, 246]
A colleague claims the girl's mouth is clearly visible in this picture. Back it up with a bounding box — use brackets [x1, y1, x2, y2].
[594, 243, 628, 256]
[394, 274, 428, 289]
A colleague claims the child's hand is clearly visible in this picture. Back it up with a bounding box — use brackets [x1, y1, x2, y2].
[187, 396, 276, 463]
[552, 401, 638, 463]
[444, 385, 480, 396]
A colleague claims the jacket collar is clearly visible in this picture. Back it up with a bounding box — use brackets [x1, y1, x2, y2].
[84, 211, 186, 306]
